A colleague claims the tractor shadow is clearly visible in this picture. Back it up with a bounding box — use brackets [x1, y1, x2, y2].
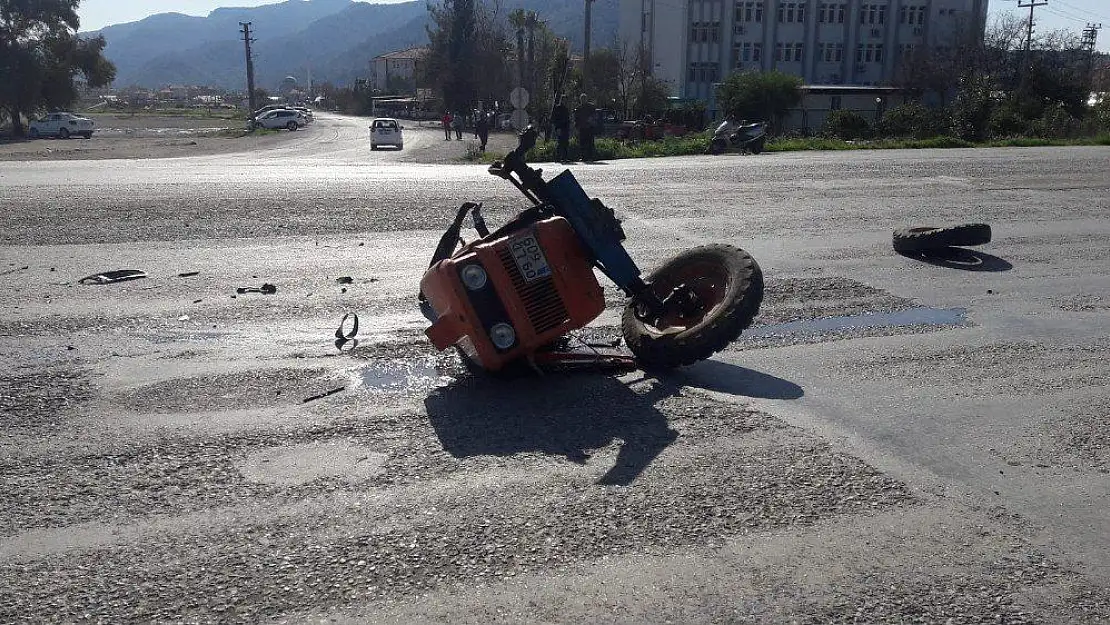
[424, 361, 802, 485]
[898, 247, 1013, 272]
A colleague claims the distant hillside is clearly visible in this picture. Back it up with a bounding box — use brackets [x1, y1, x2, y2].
[85, 0, 618, 90]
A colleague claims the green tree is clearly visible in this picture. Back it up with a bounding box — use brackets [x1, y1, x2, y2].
[715, 70, 802, 131]
[1, 0, 115, 135]
[424, 0, 511, 112]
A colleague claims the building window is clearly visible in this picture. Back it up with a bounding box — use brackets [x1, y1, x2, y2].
[818, 3, 847, 23]
[735, 1, 764, 23]
[689, 21, 721, 43]
[859, 4, 886, 25]
[856, 43, 885, 63]
[818, 42, 844, 62]
[687, 62, 721, 83]
[777, 2, 805, 23]
[775, 42, 804, 62]
[900, 5, 926, 25]
[735, 41, 763, 64]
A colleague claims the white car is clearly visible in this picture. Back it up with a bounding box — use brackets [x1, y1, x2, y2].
[291, 106, 314, 123]
[370, 118, 403, 150]
[251, 109, 307, 131]
[29, 112, 95, 139]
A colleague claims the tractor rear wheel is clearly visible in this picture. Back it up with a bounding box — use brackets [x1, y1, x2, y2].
[622, 245, 763, 369]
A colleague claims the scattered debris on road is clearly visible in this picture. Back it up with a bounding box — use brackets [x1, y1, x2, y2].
[335, 276, 354, 284]
[302, 386, 345, 403]
[177, 271, 200, 277]
[236, 283, 277, 295]
[0, 265, 30, 277]
[78, 269, 147, 285]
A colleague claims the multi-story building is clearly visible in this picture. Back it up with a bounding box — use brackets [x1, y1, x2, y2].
[370, 47, 428, 94]
[620, 0, 988, 114]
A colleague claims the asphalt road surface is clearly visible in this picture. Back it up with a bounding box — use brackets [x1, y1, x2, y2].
[1, 116, 1109, 623]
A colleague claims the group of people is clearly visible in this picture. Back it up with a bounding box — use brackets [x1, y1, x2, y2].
[551, 93, 597, 162]
[441, 110, 494, 152]
[439, 93, 600, 161]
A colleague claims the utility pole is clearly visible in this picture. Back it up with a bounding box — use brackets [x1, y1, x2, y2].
[240, 22, 257, 113]
[1082, 23, 1102, 88]
[584, 0, 595, 61]
[1018, 0, 1047, 58]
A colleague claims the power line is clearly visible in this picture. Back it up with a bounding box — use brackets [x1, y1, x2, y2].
[1056, 0, 1109, 21]
[1044, 6, 1089, 24]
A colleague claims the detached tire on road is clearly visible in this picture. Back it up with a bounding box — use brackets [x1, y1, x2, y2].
[622, 245, 763, 369]
[893, 223, 992, 253]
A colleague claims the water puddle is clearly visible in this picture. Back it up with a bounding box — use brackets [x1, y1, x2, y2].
[349, 356, 455, 394]
[746, 307, 967, 338]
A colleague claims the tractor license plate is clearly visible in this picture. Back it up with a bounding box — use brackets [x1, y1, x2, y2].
[511, 234, 551, 282]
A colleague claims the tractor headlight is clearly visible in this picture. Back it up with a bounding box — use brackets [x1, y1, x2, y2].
[489, 322, 516, 349]
[460, 264, 488, 291]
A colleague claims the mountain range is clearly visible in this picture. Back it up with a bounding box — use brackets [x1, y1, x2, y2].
[84, 0, 619, 90]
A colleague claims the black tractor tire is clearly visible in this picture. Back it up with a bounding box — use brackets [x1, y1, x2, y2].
[622, 245, 763, 370]
[286, 121, 298, 131]
[893, 223, 992, 253]
[708, 138, 727, 155]
[58, 127, 70, 140]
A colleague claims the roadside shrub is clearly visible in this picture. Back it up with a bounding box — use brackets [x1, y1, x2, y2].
[1092, 96, 1110, 133]
[1029, 102, 1079, 139]
[823, 110, 871, 140]
[988, 104, 1028, 138]
[949, 75, 996, 141]
[879, 103, 950, 139]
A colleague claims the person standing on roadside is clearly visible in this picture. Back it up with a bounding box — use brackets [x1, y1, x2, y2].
[551, 99, 570, 162]
[452, 112, 463, 140]
[475, 110, 490, 152]
[442, 111, 453, 140]
[573, 93, 597, 161]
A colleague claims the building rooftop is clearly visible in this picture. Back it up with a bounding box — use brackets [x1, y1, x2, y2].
[374, 47, 428, 61]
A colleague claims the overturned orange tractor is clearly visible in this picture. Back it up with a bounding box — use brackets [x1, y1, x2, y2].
[419, 128, 763, 373]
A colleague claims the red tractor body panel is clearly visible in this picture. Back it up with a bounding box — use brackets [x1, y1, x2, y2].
[421, 216, 605, 370]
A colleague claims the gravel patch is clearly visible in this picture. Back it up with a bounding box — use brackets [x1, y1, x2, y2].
[0, 404, 913, 623]
[0, 369, 92, 434]
[846, 341, 1110, 397]
[802, 550, 1110, 625]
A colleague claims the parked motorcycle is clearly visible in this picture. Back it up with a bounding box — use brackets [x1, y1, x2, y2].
[419, 127, 764, 373]
[707, 119, 767, 155]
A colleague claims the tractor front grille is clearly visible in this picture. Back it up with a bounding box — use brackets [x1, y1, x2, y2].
[497, 248, 568, 335]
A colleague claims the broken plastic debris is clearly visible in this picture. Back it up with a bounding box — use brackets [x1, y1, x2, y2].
[236, 283, 278, 295]
[335, 312, 359, 341]
[79, 269, 147, 285]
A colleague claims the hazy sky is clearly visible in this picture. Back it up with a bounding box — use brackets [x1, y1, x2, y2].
[77, 0, 1109, 50]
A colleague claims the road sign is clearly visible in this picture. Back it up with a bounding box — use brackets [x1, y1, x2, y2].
[509, 87, 530, 110]
[511, 109, 530, 130]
